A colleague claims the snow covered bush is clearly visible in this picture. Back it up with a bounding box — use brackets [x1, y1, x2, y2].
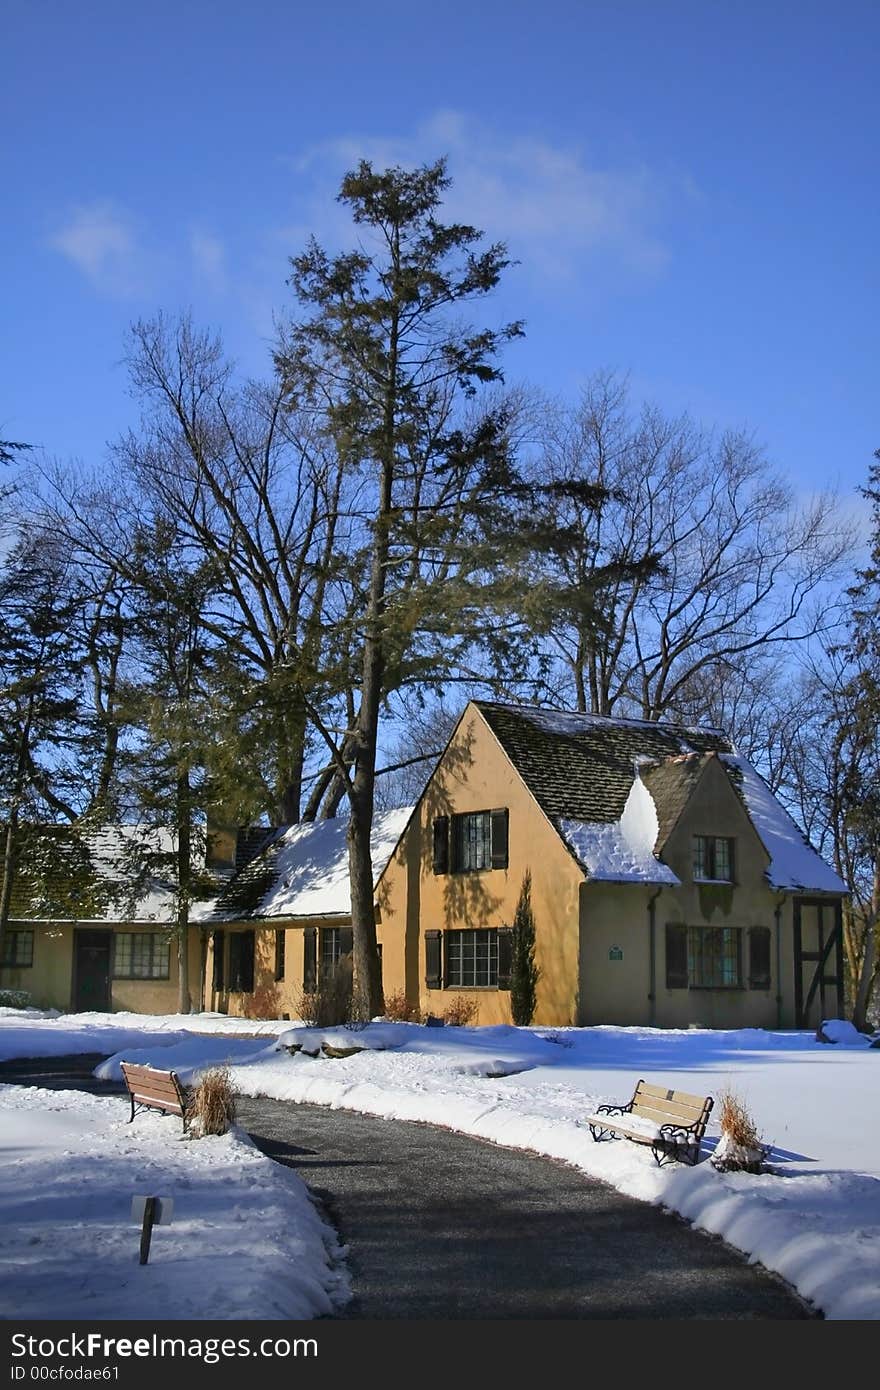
[711, 1088, 770, 1173]
[0, 990, 31, 1008]
[188, 1067, 236, 1136]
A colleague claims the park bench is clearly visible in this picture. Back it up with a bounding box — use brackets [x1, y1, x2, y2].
[120, 1061, 190, 1132]
[586, 1079, 713, 1166]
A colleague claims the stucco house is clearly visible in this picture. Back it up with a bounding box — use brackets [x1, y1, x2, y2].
[4, 701, 848, 1030]
[0, 826, 207, 1014]
[197, 807, 412, 1019]
[374, 701, 848, 1030]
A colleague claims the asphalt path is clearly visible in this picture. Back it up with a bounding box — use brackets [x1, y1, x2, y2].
[0, 1054, 813, 1319]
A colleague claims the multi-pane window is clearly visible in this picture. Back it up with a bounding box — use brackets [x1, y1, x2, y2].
[446, 929, 499, 987]
[320, 927, 353, 978]
[688, 926, 741, 988]
[693, 836, 734, 882]
[453, 812, 492, 872]
[1, 929, 34, 968]
[113, 932, 170, 980]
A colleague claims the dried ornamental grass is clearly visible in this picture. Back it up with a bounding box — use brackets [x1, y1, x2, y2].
[711, 1087, 770, 1173]
[189, 1066, 236, 1137]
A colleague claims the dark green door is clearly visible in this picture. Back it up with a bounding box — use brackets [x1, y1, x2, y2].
[74, 930, 112, 1011]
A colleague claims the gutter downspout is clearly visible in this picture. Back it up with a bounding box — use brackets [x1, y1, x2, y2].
[774, 892, 787, 1030]
[648, 886, 663, 1027]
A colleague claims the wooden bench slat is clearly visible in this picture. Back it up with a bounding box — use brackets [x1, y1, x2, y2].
[636, 1081, 709, 1108]
[125, 1082, 182, 1101]
[129, 1087, 183, 1104]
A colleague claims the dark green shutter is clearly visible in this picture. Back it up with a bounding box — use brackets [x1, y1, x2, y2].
[339, 927, 353, 957]
[432, 817, 449, 874]
[212, 930, 226, 990]
[275, 930, 286, 982]
[490, 808, 509, 869]
[497, 927, 513, 989]
[425, 931, 442, 989]
[748, 926, 771, 989]
[665, 923, 688, 989]
[303, 927, 317, 992]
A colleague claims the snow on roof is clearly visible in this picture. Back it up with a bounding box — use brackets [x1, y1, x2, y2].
[204, 806, 413, 922]
[721, 755, 848, 895]
[11, 824, 190, 925]
[559, 773, 680, 885]
[495, 702, 728, 750]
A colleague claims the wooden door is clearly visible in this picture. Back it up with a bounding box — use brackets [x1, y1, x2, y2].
[73, 930, 112, 1012]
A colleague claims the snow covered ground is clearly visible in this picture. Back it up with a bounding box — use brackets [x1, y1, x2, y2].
[0, 1084, 348, 1320]
[2, 1008, 878, 1320]
[0, 1008, 292, 1063]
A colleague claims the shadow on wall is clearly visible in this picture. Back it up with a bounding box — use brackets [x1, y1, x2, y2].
[375, 722, 504, 1005]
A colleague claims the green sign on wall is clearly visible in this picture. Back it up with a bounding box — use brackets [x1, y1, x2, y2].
[609, 945, 624, 961]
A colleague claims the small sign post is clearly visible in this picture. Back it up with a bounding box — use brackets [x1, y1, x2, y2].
[131, 1195, 173, 1265]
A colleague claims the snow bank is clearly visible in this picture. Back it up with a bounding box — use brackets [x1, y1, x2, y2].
[0, 1009, 295, 1062]
[0, 1085, 349, 1320]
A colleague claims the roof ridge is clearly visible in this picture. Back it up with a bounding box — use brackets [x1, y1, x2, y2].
[473, 698, 729, 739]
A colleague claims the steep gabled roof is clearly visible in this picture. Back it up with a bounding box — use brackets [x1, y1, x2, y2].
[476, 702, 732, 824]
[473, 701, 846, 894]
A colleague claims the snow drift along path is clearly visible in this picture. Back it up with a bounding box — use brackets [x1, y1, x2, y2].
[0, 1085, 349, 1320]
[92, 1020, 880, 1321]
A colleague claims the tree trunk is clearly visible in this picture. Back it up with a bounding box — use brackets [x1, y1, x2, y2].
[176, 775, 191, 1014]
[0, 814, 18, 974]
[851, 866, 879, 1032]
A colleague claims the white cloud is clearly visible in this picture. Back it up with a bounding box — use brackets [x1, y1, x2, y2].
[48, 201, 145, 296]
[290, 111, 691, 286]
[190, 230, 227, 289]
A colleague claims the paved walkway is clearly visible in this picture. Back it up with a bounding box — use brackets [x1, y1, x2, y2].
[0, 1055, 812, 1319]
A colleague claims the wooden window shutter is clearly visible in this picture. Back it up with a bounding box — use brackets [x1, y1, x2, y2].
[212, 930, 226, 991]
[339, 927, 353, 957]
[665, 923, 688, 989]
[432, 816, 449, 874]
[425, 931, 442, 989]
[490, 809, 509, 869]
[303, 927, 317, 992]
[748, 926, 771, 989]
[497, 927, 513, 990]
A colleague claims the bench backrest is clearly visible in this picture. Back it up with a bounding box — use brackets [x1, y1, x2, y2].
[120, 1061, 186, 1116]
[631, 1079, 713, 1135]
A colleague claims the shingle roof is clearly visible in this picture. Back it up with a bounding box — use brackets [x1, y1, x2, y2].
[475, 701, 845, 894]
[476, 702, 732, 825]
[641, 753, 710, 848]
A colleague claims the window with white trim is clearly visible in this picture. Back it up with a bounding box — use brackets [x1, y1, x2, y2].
[113, 932, 170, 980]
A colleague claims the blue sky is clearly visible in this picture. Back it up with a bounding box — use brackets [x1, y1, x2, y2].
[3, 1, 877, 519]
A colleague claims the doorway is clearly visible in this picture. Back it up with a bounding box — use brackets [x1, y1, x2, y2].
[73, 930, 112, 1012]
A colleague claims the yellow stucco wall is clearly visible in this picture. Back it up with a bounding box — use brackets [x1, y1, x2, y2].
[203, 918, 356, 1020]
[579, 757, 841, 1028]
[0, 922, 202, 1015]
[376, 705, 585, 1025]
